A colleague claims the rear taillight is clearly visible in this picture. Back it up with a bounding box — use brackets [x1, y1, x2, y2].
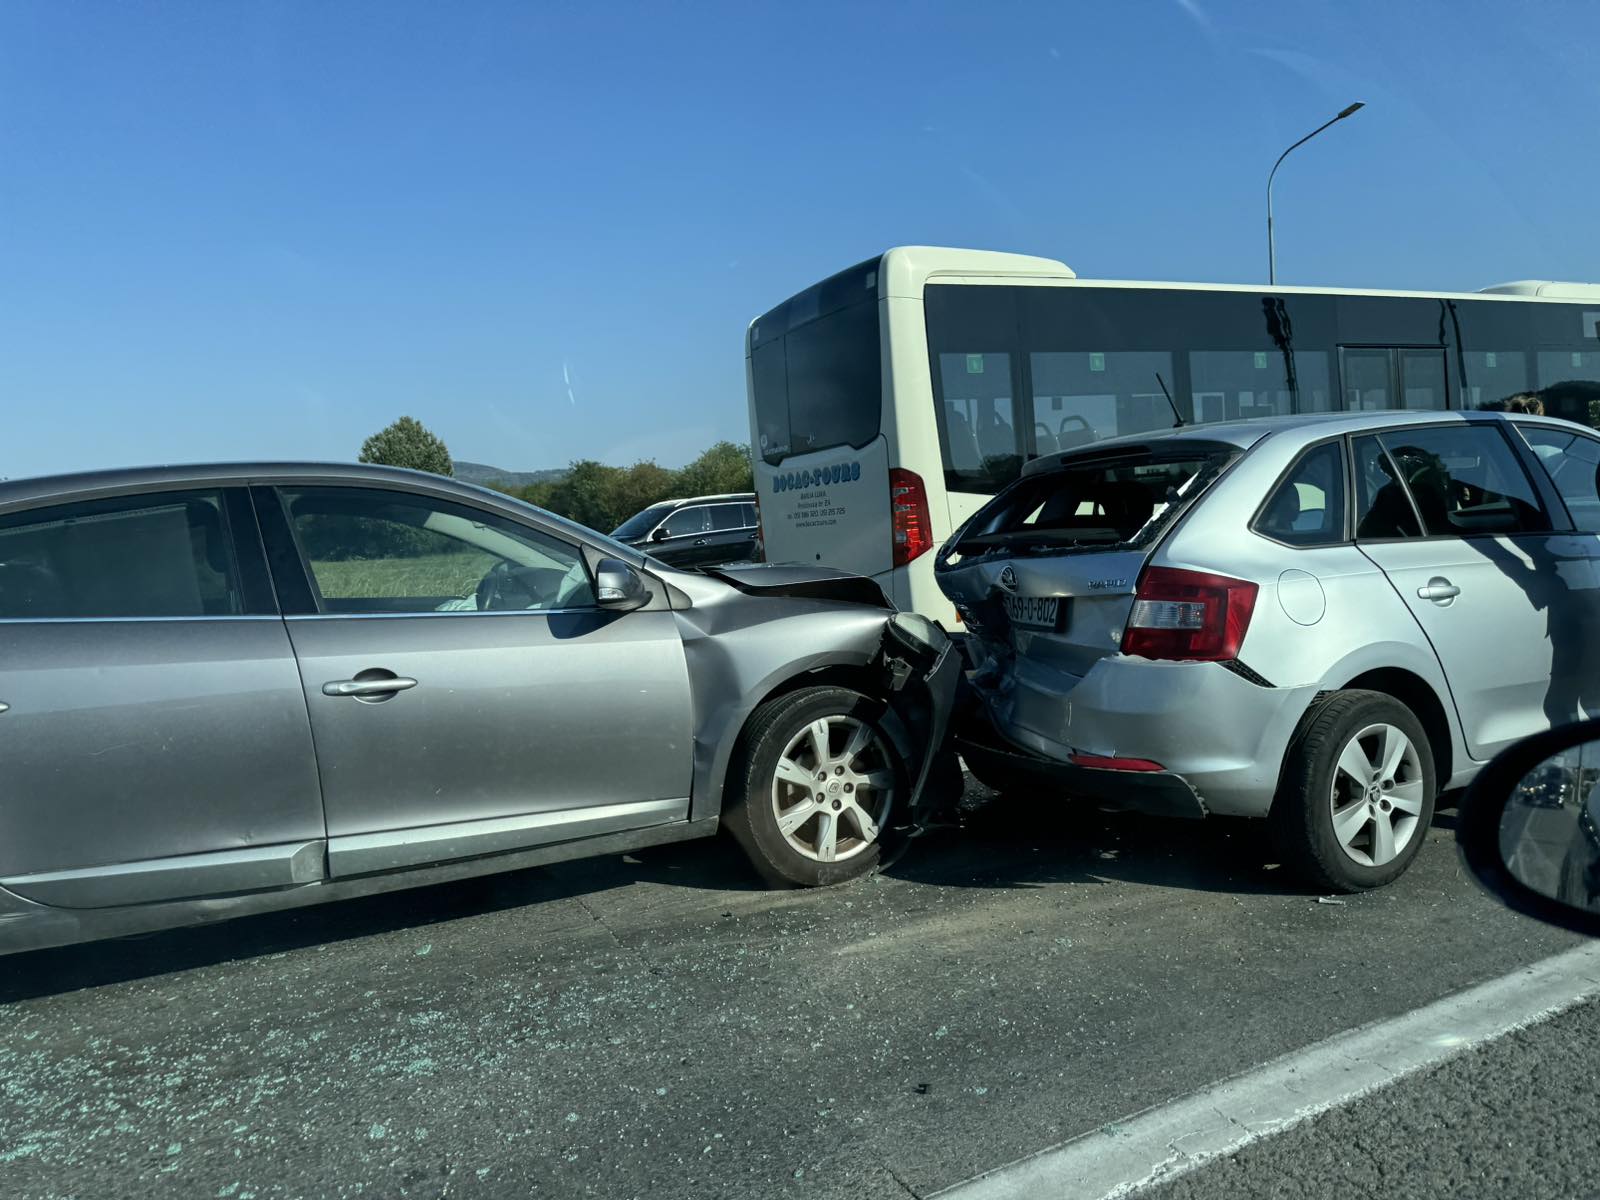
[890, 468, 933, 567]
[1121, 566, 1258, 662]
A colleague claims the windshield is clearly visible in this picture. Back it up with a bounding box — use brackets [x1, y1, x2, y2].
[949, 446, 1236, 558]
[611, 503, 674, 539]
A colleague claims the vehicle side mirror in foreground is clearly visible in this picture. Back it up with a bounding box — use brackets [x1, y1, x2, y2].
[1458, 719, 1600, 937]
[594, 559, 650, 612]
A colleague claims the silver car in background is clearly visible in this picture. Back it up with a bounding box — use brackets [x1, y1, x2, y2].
[937, 410, 1600, 890]
[0, 463, 958, 955]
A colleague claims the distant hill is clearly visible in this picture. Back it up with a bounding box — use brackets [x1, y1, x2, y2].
[453, 461, 569, 489]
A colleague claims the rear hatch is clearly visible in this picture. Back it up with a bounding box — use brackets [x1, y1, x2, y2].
[935, 443, 1239, 696]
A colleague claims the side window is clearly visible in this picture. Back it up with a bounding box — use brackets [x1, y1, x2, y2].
[1353, 435, 1424, 539]
[740, 503, 759, 527]
[278, 487, 593, 614]
[1255, 442, 1347, 546]
[0, 490, 243, 619]
[1522, 426, 1600, 533]
[1356, 427, 1548, 539]
[1189, 351, 1333, 423]
[661, 506, 711, 538]
[1028, 351, 1175, 446]
[937, 351, 1019, 487]
[709, 504, 746, 532]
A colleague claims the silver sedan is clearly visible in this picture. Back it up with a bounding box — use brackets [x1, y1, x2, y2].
[0, 463, 958, 955]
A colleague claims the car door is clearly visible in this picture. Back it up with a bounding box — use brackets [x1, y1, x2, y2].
[1352, 423, 1581, 760]
[0, 487, 326, 908]
[1514, 423, 1600, 723]
[649, 504, 713, 566]
[254, 483, 693, 877]
[703, 502, 760, 565]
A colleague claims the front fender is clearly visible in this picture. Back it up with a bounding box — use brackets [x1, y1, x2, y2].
[677, 599, 957, 828]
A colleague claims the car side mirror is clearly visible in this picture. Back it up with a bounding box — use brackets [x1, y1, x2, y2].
[1458, 719, 1600, 936]
[650, 527, 670, 543]
[594, 558, 650, 612]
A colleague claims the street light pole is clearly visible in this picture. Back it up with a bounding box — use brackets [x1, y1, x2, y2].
[1267, 102, 1365, 286]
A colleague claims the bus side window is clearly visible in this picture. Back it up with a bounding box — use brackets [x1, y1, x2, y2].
[943, 402, 983, 470]
[938, 352, 1017, 468]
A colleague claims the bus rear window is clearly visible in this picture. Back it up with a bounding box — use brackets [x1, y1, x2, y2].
[751, 260, 882, 466]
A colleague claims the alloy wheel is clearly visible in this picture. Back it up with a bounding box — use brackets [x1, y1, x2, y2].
[1328, 722, 1426, 867]
[770, 716, 895, 863]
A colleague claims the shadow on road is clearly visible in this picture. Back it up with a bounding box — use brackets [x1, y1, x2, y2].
[0, 841, 758, 1004]
[888, 785, 1462, 898]
[3, 788, 1461, 1002]
[888, 791, 1289, 895]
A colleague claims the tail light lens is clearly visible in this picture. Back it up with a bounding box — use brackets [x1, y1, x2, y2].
[890, 468, 933, 567]
[1121, 566, 1258, 661]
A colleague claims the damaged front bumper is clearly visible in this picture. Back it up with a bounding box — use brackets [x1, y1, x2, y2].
[879, 612, 965, 830]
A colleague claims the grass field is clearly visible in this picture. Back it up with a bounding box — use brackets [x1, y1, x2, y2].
[310, 551, 495, 599]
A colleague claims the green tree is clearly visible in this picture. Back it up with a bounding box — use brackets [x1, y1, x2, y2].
[478, 441, 757, 534]
[541, 459, 622, 530]
[359, 416, 454, 477]
[513, 480, 559, 510]
[605, 461, 678, 530]
[674, 441, 754, 498]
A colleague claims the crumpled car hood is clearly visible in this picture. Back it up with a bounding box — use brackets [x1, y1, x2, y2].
[704, 563, 891, 609]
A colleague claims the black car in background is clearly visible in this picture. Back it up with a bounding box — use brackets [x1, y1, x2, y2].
[611, 493, 760, 567]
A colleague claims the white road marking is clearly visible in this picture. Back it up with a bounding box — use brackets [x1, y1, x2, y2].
[933, 940, 1600, 1200]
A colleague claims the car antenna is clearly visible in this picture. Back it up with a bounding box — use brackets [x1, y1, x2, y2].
[1155, 373, 1185, 428]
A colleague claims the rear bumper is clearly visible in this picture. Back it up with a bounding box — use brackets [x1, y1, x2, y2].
[966, 653, 1322, 817]
[955, 706, 1207, 819]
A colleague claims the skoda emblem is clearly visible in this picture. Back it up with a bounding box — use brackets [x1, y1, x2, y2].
[999, 565, 1018, 592]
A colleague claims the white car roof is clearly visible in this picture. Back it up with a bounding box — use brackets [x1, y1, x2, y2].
[1023, 410, 1564, 475]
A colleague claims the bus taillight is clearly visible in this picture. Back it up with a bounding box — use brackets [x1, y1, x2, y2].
[890, 468, 933, 567]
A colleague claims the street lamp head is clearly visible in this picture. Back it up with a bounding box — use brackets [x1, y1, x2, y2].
[1337, 101, 1366, 120]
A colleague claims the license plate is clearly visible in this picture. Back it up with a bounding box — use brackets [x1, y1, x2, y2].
[1002, 594, 1061, 630]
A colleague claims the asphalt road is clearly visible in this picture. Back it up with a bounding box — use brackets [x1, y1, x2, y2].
[1147, 996, 1600, 1200]
[0, 789, 1585, 1200]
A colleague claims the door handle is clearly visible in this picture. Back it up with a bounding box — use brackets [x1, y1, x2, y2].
[1416, 578, 1461, 602]
[693, 538, 708, 546]
[322, 676, 418, 698]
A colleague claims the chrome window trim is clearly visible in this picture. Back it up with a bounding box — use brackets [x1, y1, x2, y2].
[0, 614, 284, 625]
[282, 606, 603, 621]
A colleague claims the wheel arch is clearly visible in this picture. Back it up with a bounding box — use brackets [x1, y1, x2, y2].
[720, 666, 919, 815]
[1335, 666, 1455, 785]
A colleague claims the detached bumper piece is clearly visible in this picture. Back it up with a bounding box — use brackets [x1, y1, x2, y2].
[954, 709, 1208, 820]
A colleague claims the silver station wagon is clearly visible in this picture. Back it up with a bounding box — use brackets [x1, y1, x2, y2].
[0, 464, 958, 955]
[937, 410, 1600, 890]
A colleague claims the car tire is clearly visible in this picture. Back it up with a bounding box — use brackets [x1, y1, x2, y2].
[723, 685, 907, 888]
[1271, 689, 1437, 892]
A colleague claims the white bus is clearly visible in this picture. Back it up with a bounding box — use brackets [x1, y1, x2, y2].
[746, 246, 1600, 624]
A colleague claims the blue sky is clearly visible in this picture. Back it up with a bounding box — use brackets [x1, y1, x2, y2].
[2, 0, 1597, 479]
